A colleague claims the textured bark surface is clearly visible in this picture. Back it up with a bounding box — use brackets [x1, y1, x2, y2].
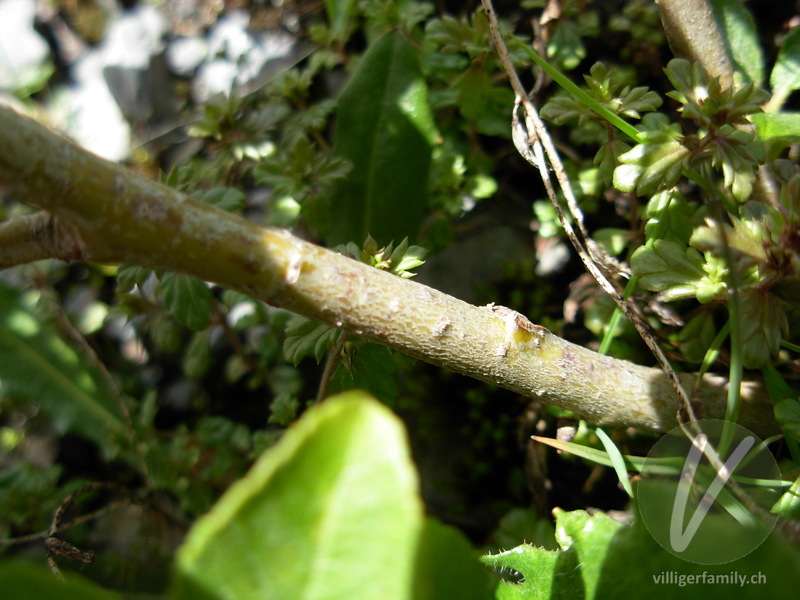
[0, 105, 779, 436]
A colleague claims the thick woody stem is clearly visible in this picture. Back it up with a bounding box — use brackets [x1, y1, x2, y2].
[656, 0, 734, 88]
[0, 105, 778, 436]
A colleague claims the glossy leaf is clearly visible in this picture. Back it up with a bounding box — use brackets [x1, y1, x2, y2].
[0, 282, 129, 453]
[173, 392, 424, 600]
[613, 126, 690, 195]
[329, 32, 437, 245]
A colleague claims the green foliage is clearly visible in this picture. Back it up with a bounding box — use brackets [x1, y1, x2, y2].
[769, 26, 800, 109]
[253, 136, 351, 233]
[338, 236, 428, 279]
[709, 0, 764, 86]
[0, 281, 130, 456]
[541, 62, 662, 183]
[630, 240, 724, 303]
[173, 392, 496, 600]
[613, 117, 690, 195]
[328, 31, 437, 245]
[0, 561, 121, 600]
[484, 507, 800, 599]
[3, 1, 800, 598]
[284, 317, 341, 365]
[157, 273, 215, 331]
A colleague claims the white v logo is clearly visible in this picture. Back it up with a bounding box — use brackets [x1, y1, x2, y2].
[669, 433, 755, 552]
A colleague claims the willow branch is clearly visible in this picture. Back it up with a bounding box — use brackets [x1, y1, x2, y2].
[0, 104, 778, 436]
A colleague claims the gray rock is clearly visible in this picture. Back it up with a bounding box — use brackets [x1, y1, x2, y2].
[0, 0, 51, 91]
[191, 10, 297, 102]
[102, 4, 172, 124]
[166, 35, 208, 77]
[53, 50, 131, 161]
[193, 57, 238, 101]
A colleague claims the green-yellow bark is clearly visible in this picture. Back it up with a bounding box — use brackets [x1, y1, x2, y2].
[0, 105, 778, 436]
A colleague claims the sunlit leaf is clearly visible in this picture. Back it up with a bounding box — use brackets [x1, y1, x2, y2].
[710, 0, 764, 86]
[329, 32, 437, 245]
[173, 393, 424, 600]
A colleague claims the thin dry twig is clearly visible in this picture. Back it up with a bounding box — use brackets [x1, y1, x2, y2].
[480, 0, 793, 536]
[480, 0, 699, 428]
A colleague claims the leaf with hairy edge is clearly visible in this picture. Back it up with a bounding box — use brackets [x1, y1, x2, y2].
[329, 32, 438, 245]
[0, 282, 129, 455]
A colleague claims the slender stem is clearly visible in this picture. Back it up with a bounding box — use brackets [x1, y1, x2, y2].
[316, 332, 348, 403]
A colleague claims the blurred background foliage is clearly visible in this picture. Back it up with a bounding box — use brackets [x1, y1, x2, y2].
[1, 0, 799, 595]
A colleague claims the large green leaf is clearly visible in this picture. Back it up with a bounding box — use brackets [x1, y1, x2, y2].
[173, 392, 423, 600]
[709, 0, 764, 86]
[483, 507, 800, 599]
[329, 32, 437, 245]
[325, 0, 357, 38]
[173, 392, 494, 600]
[0, 561, 121, 600]
[769, 25, 800, 108]
[414, 517, 497, 600]
[752, 112, 800, 142]
[0, 282, 129, 453]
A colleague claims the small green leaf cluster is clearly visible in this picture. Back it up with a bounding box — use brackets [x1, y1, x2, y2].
[618, 57, 796, 367]
[615, 59, 768, 202]
[339, 235, 428, 279]
[542, 62, 663, 184]
[282, 236, 425, 400]
[540, 31, 799, 369]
